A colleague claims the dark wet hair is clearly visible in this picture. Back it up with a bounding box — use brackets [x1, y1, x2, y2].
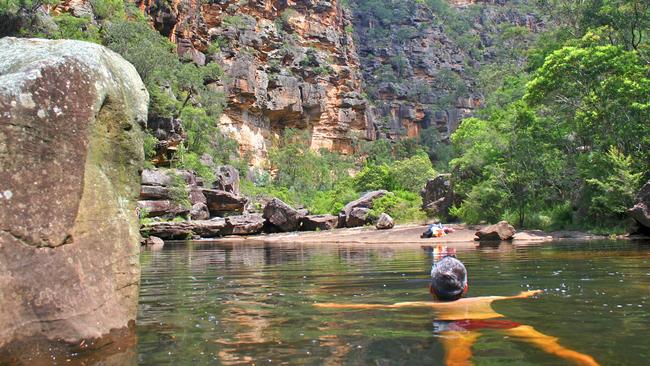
[431, 256, 467, 301]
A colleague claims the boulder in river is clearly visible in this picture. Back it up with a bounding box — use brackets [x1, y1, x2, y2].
[0, 38, 147, 348]
[629, 180, 650, 234]
[475, 221, 516, 241]
[263, 198, 305, 232]
[301, 215, 339, 231]
[375, 213, 395, 230]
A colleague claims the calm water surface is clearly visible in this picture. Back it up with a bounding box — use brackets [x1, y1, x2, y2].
[135, 240, 650, 365]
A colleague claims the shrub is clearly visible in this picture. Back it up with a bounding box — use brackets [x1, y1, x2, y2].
[353, 164, 393, 192]
[369, 190, 426, 224]
[390, 152, 436, 192]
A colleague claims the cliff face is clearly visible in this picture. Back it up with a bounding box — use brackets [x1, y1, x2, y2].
[350, 0, 541, 141]
[138, 0, 374, 165]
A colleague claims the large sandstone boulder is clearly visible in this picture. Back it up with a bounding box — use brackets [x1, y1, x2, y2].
[420, 174, 457, 219]
[263, 198, 304, 232]
[629, 180, 650, 233]
[0, 38, 148, 349]
[475, 221, 516, 241]
[223, 214, 265, 235]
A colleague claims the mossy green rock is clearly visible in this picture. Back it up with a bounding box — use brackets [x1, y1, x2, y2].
[0, 38, 148, 349]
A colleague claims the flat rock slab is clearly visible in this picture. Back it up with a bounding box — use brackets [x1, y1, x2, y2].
[301, 215, 339, 231]
[142, 219, 227, 240]
[203, 189, 247, 215]
[224, 214, 265, 235]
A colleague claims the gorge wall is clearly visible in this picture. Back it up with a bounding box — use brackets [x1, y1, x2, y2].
[137, 0, 375, 165]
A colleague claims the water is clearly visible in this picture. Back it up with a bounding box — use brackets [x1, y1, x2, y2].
[131, 239, 650, 365]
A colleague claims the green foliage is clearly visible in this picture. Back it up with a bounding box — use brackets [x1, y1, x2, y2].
[172, 145, 216, 183]
[369, 190, 426, 223]
[308, 179, 359, 215]
[52, 14, 101, 43]
[90, 0, 125, 20]
[584, 147, 643, 219]
[390, 152, 436, 192]
[168, 172, 191, 209]
[353, 164, 393, 192]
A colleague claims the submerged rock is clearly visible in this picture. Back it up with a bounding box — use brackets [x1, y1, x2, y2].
[475, 221, 516, 241]
[375, 213, 395, 230]
[263, 198, 305, 232]
[301, 215, 339, 231]
[0, 38, 147, 348]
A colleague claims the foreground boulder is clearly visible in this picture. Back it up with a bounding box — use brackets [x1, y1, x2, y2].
[301, 215, 339, 231]
[475, 221, 516, 241]
[375, 213, 395, 230]
[339, 190, 387, 227]
[0, 38, 147, 348]
[263, 198, 305, 232]
[629, 180, 650, 234]
[420, 174, 457, 219]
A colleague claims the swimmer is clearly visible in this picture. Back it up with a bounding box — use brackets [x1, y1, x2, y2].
[315, 246, 599, 366]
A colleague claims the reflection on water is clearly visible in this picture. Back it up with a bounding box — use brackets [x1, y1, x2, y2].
[132, 240, 650, 366]
[7, 240, 648, 365]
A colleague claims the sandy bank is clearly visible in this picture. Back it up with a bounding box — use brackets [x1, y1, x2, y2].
[214, 224, 619, 247]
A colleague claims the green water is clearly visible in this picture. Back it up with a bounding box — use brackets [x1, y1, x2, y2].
[134, 239, 650, 365]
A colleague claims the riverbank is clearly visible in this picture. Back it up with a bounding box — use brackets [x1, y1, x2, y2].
[184, 223, 633, 247]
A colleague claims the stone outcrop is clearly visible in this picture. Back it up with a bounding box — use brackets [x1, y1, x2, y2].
[0, 38, 147, 348]
[475, 221, 516, 241]
[136, 0, 375, 165]
[421, 174, 457, 220]
[375, 213, 394, 230]
[263, 198, 305, 232]
[138, 168, 205, 218]
[301, 215, 339, 231]
[629, 180, 650, 234]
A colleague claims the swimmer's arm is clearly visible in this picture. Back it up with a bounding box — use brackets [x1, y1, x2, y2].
[314, 301, 455, 309]
[492, 290, 544, 301]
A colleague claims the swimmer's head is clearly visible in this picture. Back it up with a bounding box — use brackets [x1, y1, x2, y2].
[429, 256, 468, 301]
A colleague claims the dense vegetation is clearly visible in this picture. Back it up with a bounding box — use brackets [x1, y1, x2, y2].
[1, 0, 647, 231]
[449, 0, 649, 232]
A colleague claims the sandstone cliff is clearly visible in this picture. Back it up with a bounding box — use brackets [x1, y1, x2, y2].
[0, 38, 147, 351]
[137, 0, 375, 165]
[351, 0, 541, 141]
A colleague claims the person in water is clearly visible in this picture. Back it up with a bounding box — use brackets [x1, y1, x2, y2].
[315, 246, 599, 366]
